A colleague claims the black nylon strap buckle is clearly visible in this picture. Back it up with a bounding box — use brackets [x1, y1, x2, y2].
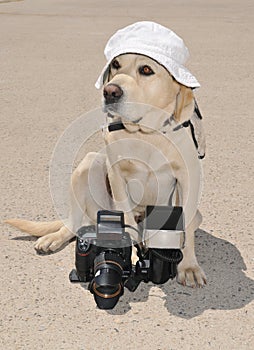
[108, 122, 126, 132]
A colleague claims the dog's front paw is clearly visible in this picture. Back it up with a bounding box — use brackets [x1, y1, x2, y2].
[177, 258, 207, 288]
[131, 247, 139, 265]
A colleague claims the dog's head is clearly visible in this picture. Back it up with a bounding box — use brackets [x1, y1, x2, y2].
[102, 54, 194, 130]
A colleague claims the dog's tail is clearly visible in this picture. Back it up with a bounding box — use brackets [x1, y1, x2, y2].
[3, 218, 63, 237]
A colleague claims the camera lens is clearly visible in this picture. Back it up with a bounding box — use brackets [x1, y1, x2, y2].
[92, 283, 123, 310]
[91, 251, 124, 309]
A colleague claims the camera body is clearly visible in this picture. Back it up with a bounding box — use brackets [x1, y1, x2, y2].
[69, 206, 185, 309]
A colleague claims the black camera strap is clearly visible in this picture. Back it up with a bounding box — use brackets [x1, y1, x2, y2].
[107, 99, 205, 159]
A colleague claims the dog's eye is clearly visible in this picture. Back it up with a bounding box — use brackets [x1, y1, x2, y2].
[139, 65, 154, 76]
[111, 59, 121, 70]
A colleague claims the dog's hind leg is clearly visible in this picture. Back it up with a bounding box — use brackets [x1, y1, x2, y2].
[28, 152, 111, 253]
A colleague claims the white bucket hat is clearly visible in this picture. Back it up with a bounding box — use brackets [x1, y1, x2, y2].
[95, 21, 200, 89]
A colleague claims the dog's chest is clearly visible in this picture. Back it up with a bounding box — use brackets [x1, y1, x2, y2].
[105, 130, 177, 205]
[117, 156, 176, 205]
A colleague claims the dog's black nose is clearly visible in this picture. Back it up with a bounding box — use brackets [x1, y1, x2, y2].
[103, 84, 123, 104]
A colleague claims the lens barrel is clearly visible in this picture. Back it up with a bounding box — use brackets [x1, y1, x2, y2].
[90, 251, 124, 309]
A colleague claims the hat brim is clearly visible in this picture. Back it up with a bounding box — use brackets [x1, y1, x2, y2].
[95, 49, 200, 89]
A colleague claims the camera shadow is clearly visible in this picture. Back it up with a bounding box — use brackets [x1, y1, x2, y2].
[107, 229, 254, 318]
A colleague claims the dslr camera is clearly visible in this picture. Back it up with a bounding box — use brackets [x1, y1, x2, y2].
[69, 205, 185, 309]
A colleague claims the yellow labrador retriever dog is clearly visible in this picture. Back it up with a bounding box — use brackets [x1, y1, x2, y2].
[5, 22, 207, 287]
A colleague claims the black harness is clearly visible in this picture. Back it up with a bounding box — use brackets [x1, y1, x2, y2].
[107, 100, 205, 159]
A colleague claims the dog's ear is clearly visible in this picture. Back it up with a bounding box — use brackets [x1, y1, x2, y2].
[102, 65, 111, 86]
[174, 85, 194, 122]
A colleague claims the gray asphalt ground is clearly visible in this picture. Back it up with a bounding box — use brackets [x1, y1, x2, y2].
[1, 0, 254, 349]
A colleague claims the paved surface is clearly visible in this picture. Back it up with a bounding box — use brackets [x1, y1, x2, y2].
[1, 0, 254, 349]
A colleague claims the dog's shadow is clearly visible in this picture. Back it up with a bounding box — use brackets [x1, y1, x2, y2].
[107, 229, 254, 318]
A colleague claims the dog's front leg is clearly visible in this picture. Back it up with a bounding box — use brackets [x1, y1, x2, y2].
[174, 168, 207, 287]
[107, 162, 137, 228]
[177, 210, 207, 287]
[107, 162, 140, 264]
